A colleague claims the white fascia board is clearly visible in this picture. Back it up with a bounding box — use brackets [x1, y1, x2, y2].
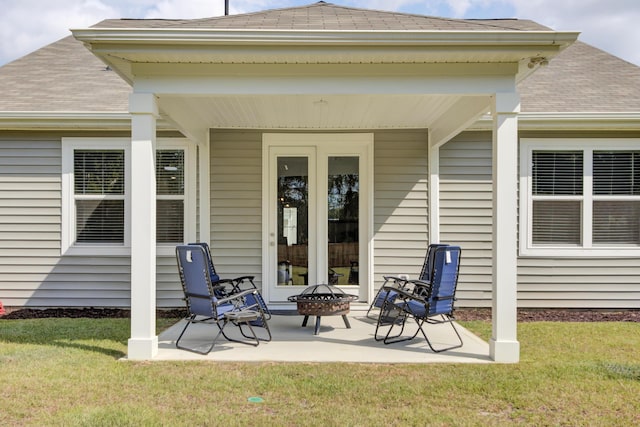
[0, 112, 173, 131]
[72, 28, 579, 48]
[468, 112, 640, 131]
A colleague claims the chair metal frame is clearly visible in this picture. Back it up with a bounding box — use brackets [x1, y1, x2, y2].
[175, 245, 271, 355]
[374, 245, 463, 353]
[366, 243, 449, 319]
[189, 242, 271, 319]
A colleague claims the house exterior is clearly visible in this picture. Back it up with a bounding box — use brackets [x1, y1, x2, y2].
[1, 2, 639, 361]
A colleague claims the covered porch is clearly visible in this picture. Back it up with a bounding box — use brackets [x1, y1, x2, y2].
[154, 309, 491, 363]
[72, 18, 578, 363]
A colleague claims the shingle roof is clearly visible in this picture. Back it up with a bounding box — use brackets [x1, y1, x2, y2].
[0, 1, 638, 114]
[519, 40, 640, 112]
[161, 1, 546, 31]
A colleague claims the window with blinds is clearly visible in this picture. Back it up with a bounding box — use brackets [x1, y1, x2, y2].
[156, 150, 185, 243]
[593, 151, 640, 245]
[73, 148, 186, 245]
[74, 150, 125, 243]
[529, 148, 640, 248]
[531, 151, 583, 245]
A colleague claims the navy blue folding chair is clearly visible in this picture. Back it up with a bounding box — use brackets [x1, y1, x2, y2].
[175, 245, 271, 354]
[366, 243, 449, 319]
[189, 242, 271, 319]
[374, 245, 463, 353]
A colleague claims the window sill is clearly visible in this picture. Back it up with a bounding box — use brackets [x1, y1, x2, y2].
[520, 246, 640, 258]
[62, 245, 180, 257]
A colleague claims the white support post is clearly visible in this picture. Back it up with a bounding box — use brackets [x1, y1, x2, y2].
[490, 92, 520, 363]
[198, 132, 211, 243]
[428, 132, 440, 244]
[127, 93, 159, 360]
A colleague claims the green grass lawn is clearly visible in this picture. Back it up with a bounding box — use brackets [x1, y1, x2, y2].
[1, 317, 638, 426]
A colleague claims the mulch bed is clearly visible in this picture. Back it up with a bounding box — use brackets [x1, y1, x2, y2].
[1, 307, 639, 322]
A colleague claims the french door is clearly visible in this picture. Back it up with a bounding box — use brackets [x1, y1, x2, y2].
[262, 134, 373, 304]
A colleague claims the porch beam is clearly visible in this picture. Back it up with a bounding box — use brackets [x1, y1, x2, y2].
[430, 96, 491, 148]
[490, 91, 520, 363]
[136, 74, 517, 96]
[127, 92, 159, 360]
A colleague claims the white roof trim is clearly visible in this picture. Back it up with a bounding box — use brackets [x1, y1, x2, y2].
[469, 112, 640, 131]
[0, 112, 173, 131]
[72, 28, 579, 47]
[2, 111, 637, 132]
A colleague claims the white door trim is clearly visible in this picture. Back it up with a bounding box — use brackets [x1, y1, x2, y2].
[262, 133, 374, 306]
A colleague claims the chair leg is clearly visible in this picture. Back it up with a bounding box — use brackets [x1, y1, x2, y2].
[366, 287, 384, 319]
[374, 302, 415, 344]
[175, 315, 224, 355]
[237, 316, 272, 343]
[225, 310, 272, 345]
[419, 315, 464, 353]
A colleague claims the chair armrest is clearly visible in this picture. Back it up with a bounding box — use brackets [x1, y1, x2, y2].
[382, 276, 410, 288]
[212, 278, 235, 286]
[383, 275, 409, 282]
[407, 280, 432, 296]
[232, 275, 255, 283]
[433, 295, 456, 301]
[216, 288, 257, 305]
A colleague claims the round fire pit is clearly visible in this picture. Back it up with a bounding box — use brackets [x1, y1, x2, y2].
[288, 284, 358, 335]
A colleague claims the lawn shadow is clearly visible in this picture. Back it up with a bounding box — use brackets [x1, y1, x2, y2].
[0, 317, 131, 359]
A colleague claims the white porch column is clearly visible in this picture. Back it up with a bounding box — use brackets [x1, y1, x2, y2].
[198, 131, 211, 243]
[428, 135, 440, 243]
[127, 93, 159, 360]
[490, 92, 520, 363]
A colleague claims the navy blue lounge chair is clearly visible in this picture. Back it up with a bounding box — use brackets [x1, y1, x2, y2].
[374, 245, 463, 353]
[175, 245, 271, 354]
[189, 242, 271, 319]
[366, 243, 449, 319]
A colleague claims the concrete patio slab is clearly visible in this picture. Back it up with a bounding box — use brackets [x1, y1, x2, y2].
[154, 311, 492, 363]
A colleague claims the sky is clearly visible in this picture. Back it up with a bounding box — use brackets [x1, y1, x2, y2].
[0, 0, 639, 67]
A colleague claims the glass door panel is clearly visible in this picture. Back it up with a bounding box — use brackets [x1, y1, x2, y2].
[327, 156, 359, 286]
[277, 157, 309, 286]
[264, 133, 371, 304]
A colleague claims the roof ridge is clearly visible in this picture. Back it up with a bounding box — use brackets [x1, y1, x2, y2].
[314, 2, 530, 32]
[163, 1, 330, 27]
[153, 1, 531, 32]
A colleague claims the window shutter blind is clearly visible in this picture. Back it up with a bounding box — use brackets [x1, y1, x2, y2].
[531, 151, 583, 245]
[532, 151, 583, 195]
[592, 152, 640, 245]
[593, 201, 640, 245]
[74, 150, 124, 195]
[593, 151, 640, 195]
[74, 150, 125, 243]
[156, 200, 184, 243]
[532, 200, 581, 245]
[156, 150, 185, 243]
[76, 200, 124, 242]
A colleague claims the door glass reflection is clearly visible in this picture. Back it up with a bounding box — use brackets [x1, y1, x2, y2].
[277, 157, 308, 286]
[328, 156, 359, 286]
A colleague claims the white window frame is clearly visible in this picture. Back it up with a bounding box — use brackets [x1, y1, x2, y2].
[62, 137, 196, 256]
[520, 138, 640, 257]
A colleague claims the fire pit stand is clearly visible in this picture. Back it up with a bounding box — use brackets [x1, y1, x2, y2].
[288, 284, 359, 335]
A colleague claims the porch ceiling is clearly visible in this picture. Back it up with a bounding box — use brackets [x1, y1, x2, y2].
[157, 93, 481, 131]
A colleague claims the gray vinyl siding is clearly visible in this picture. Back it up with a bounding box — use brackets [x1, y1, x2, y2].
[373, 130, 429, 290]
[439, 132, 493, 307]
[209, 130, 263, 287]
[0, 136, 187, 309]
[440, 130, 640, 309]
[516, 132, 640, 309]
[0, 137, 130, 307]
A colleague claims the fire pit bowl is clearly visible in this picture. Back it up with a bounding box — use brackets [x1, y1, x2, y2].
[288, 284, 358, 335]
